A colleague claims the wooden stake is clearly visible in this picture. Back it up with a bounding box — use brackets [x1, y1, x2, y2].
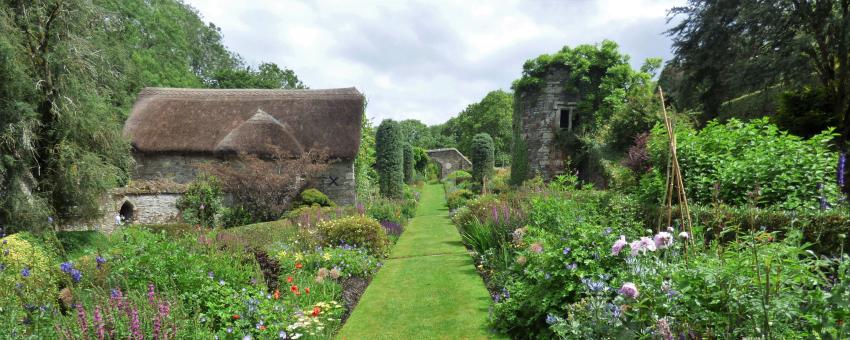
[658, 86, 694, 245]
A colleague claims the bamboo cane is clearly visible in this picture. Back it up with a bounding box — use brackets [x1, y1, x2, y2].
[658, 87, 694, 244]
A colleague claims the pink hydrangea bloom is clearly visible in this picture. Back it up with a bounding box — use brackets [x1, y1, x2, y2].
[611, 235, 628, 255]
[653, 232, 673, 249]
[619, 282, 639, 299]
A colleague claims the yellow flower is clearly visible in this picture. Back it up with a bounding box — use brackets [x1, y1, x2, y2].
[278, 250, 288, 258]
[322, 253, 332, 261]
[295, 252, 304, 261]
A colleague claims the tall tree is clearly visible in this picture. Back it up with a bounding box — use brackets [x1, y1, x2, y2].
[0, 0, 132, 230]
[375, 119, 404, 199]
[210, 62, 306, 89]
[439, 90, 513, 166]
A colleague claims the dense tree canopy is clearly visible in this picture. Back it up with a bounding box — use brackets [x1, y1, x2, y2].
[438, 90, 513, 166]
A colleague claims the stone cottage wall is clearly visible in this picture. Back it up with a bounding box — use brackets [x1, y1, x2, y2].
[62, 193, 181, 232]
[516, 66, 579, 180]
[312, 160, 356, 206]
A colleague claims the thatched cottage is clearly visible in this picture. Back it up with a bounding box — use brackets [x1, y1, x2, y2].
[92, 87, 363, 229]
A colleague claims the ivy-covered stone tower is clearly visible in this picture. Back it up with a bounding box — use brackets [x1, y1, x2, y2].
[512, 64, 580, 182]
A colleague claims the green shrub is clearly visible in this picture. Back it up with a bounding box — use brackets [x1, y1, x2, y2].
[648, 118, 839, 210]
[403, 143, 414, 184]
[176, 174, 224, 227]
[219, 205, 254, 228]
[366, 198, 408, 225]
[471, 133, 495, 184]
[447, 189, 475, 210]
[446, 170, 472, 183]
[775, 85, 836, 138]
[376, 119, 405, 199]
[317, 215, 389, 256]
[0, 233, 60, 306]
[297, 188, 335, 207]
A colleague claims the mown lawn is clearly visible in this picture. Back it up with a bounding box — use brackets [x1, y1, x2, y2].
[339, 184, 501, 339]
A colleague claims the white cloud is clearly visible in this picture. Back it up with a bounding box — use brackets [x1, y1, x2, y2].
[185, 0, 684, 125]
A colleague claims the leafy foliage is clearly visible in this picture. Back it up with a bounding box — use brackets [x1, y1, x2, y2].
[297, 188, 335, 208]
[436, 90, 514, 166]
[197, 149, 329, 222]
[375, 120, 404, 199]
[176, 174, 224, 228]
[647, 118, 839, 209]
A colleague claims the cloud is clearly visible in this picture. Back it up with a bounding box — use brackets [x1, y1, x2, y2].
[184, 0, 684, 125]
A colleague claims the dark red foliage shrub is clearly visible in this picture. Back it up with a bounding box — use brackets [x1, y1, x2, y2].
[623, 132, 652, 174]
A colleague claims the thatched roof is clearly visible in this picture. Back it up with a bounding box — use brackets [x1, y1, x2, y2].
[124, 87, 364, 159]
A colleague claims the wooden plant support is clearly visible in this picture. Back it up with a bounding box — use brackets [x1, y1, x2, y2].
[657, 87, 694, 245]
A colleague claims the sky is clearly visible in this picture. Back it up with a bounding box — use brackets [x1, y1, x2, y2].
[185, 0, 685, 125]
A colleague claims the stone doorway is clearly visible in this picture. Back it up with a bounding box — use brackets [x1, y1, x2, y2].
[119, 201, 135, 224]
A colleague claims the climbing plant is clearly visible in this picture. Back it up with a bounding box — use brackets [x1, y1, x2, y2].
[471, 133, 495, 184]
[376, 119, 404, 199]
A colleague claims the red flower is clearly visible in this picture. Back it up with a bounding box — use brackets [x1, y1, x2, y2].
[232, 314, 240, 320]
[286, 276, 293, 283]
[295, 263, 303, 269]
[304, 287, 310, 294]
[290, 285, 298, 293]
[312, 306, 321, 317]
[273, 289, 280, 300]
[259, 325, 267, 331]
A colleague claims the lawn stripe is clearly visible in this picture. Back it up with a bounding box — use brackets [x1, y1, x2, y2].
[338, 184, 501, 339]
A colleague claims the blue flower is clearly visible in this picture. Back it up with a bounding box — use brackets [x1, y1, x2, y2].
[565, 263, 577, 270]
[545, 314, 558, 325]
[208, 271, 215, 279]
[21, 267, 30, 278]
[60, 262, 74, 274]
[95, 256, 106, 265]
[226, 327, 233, 334]
[0, 263, 4, 271]
[219, 279, 226, 286]
[70, 269, 82, 283]
[562, 247, 571, 255]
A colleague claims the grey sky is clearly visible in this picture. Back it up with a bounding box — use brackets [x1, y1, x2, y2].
[185, 0, 684, 125]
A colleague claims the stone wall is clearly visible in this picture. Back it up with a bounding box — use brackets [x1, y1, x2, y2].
[62, 193, 181, 233]
[135, 153, 356, 204]
[311, 160, 356, 206]
[516, 66, 579, 181]
[427, 148, 473, 179]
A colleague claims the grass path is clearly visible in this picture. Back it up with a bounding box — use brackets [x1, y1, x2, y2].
[338, 184, 498, 339]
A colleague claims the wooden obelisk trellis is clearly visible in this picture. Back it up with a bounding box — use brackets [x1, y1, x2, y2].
[657, 87, 694, 245]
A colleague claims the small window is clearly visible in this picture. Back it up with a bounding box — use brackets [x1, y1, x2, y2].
[559, 109, 570, 129]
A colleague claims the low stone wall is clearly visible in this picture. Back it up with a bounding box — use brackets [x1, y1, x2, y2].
[62, 193, 181, 233]
[427, 148, 472, 179]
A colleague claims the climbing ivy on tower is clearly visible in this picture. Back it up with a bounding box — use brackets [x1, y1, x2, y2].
[376, 119, 405, 198]
[471, 133, 495, 184]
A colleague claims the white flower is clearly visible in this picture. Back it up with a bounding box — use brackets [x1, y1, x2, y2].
[678, 231, 689, 240]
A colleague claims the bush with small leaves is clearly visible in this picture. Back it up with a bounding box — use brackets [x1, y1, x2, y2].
[318, 215, 389, 257]
[471, 133, 495, 184]
[376, 120, 405, 199]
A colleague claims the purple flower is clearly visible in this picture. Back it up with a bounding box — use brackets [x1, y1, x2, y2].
[21, 267, 30, 278]
[562, 247, 571, 256]
[147, 283, 156, 305]
[545, 314, 558, 325]
[129, 307, 142, 340]
[618, 282, 639, 299]
[76, 304, 88, 337]
[839, 153, 846, 188]
[94, 306, 105, 340]
[565, 263, 577, 270]
[653, 232, 673, 249]
[208, 271, 215, 279]
[611, 235, 628, 255]
[70, 269, 82, 283]
[95, 256, 106, 265]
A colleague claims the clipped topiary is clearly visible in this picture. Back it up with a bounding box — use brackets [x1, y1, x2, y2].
[471, 133, 495, 183]
[376, 119, 404, 198]
[318, 215, 389, 256]
[298, 188, 335, 207]
[403, 143, 414, 184]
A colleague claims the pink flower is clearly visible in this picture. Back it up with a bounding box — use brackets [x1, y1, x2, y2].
[630, 240, 642, 256]
[630, 237, 657, 256]
[619, 282, 639, 299]
[653, 232, 673, 249]
[611, 235, 628, 255]
[530, 243, 544, 254]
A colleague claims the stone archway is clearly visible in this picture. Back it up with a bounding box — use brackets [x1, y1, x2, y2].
[119, 201, 135, 224]
[426, 148, 472, 179]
